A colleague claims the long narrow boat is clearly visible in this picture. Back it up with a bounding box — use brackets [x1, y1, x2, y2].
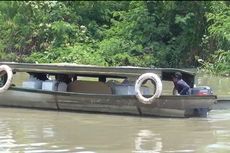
[0, 62, 217, 118]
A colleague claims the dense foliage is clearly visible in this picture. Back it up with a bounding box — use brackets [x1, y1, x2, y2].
[198, 1, 230, 75]
[0, 1, 229, 70]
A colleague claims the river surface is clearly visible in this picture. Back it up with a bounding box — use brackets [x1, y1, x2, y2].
[0, 108, 230, 153]
[1, 72, 230, 153]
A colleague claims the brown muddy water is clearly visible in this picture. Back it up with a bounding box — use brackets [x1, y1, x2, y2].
[0, 108, 230, 153]
[1, 72, 230, 153]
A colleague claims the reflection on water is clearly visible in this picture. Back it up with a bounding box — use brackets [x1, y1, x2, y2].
[134, 130, 162, 153]
[0, 108, 229, 152]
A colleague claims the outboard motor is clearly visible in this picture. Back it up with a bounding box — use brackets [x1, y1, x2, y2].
[189, 86, 213, 117]
[190, 86, 213, 96]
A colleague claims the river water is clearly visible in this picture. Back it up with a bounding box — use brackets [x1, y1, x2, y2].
[1, 72, 230, 153]
[0, 108, 230, 153]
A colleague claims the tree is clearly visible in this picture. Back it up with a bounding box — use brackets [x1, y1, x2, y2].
[198, 1, 230, 75]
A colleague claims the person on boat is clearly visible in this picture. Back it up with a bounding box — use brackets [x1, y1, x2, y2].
[55, 74, 72, 84]
[172, 72, 190, 95]
[32, 73, 48, 81]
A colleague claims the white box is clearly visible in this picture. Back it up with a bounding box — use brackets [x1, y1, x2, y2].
[113, 85, 150, 95]
[22, 80, 42, 89]
[42, 80, 58, 91]
[57, 82, 67, 92]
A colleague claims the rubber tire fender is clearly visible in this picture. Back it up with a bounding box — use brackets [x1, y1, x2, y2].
[135, 73, 162, 104]
[0, 65, 13, 93]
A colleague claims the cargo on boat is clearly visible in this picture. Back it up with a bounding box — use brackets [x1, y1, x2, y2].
[0, 62, 217, 118]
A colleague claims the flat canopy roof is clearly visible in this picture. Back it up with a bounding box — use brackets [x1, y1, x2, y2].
[0, 62, 195, 86]
[0, 62, 194, 76]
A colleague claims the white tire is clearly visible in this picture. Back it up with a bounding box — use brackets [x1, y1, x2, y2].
[135, 73, 162, 104]
[0, 65, 13, 93]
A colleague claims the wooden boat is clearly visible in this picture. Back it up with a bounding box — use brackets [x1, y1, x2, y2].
[0, 62, 217, 118]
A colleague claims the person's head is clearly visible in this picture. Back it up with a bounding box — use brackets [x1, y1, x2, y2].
[172, 72, 182, 82]
[174, 72, 182, 79]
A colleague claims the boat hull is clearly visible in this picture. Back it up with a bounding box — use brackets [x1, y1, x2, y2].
[0, 87, 216, 118]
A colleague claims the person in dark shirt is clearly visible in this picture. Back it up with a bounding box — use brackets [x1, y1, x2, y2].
[172, 72, 190, 95]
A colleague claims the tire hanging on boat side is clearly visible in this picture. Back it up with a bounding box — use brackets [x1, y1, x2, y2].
[135, 73, 162, 104]
[0, 65, 13, 93]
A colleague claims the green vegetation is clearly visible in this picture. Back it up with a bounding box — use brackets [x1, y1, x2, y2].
[198, 1, 230, 75]
[0, 1, 229, 72]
